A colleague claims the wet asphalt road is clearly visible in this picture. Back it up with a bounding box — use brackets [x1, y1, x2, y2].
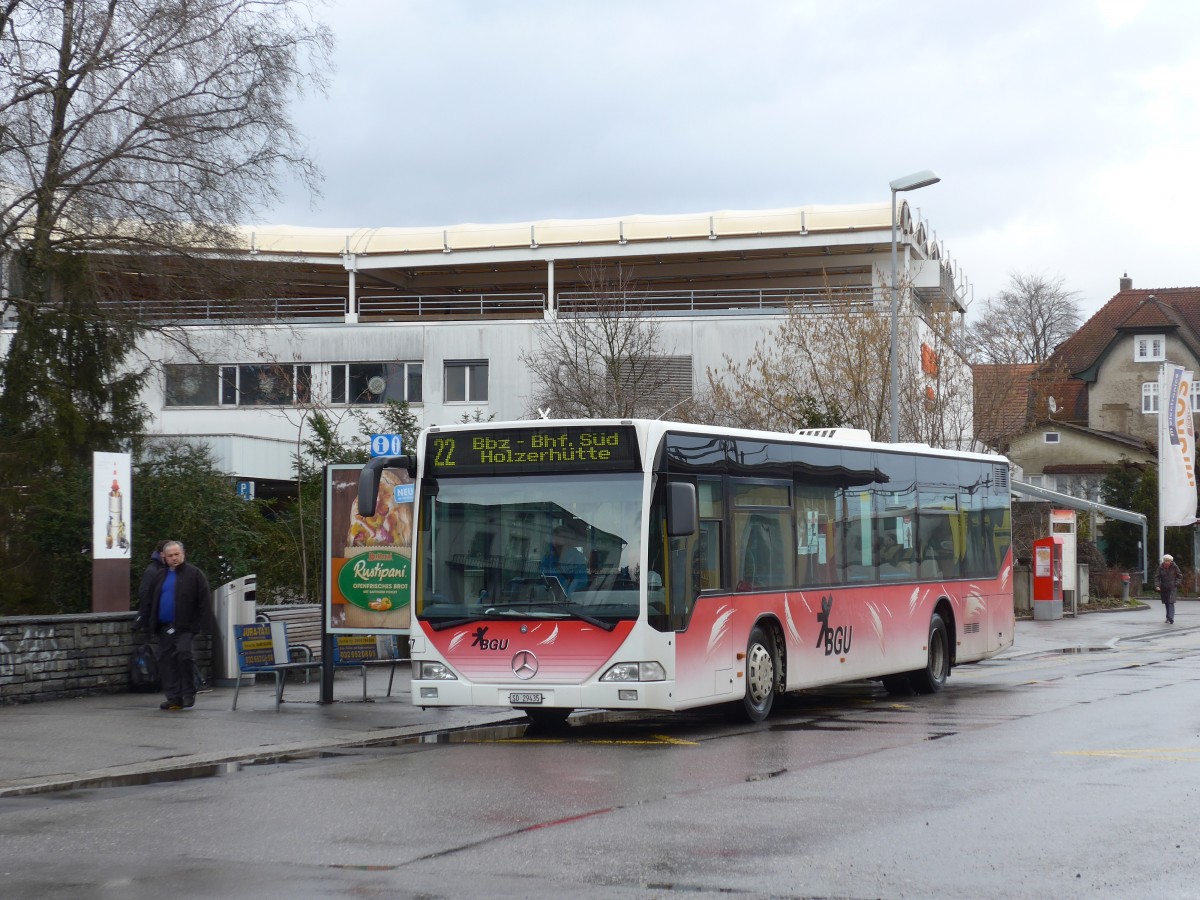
[3, 618, 1200, 899]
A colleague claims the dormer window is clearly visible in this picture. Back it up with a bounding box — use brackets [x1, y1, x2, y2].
[1135, 335, 1165, 361]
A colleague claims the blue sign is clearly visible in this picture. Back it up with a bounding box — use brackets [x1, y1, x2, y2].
[393, 484, 414, 504]
[370, 434, 404, 457]
[236, 480, 255, 501]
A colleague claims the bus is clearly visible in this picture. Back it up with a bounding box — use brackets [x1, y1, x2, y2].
[358, 419, 1013, 725]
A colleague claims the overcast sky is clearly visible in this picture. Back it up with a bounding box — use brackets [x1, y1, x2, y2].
[261, 0, 1200, 322]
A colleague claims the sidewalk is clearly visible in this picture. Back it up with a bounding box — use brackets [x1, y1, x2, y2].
[0, 603, 1180, 798]
[0, 667, 524, 797]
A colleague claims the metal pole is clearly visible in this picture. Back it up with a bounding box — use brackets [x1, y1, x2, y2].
[885, 170, 940, 443]
[889, 189, 900, 443]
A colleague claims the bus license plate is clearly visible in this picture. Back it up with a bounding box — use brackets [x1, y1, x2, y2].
[509, 692, 543, 705]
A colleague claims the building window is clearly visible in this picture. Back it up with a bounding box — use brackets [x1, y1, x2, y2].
[1142, 382, 1159, 414]
[1135, 335, 1165, 361]
[331, 362, 422, 405]
[1043, 432, 1060, 444]
[445, 360, 488, 403]
[164, 364, 221, 406]
[220, 364, 311, 406]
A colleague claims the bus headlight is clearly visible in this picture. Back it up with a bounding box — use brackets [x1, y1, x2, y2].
[417, 661, 458, 681]
[600, 661, 666, 682]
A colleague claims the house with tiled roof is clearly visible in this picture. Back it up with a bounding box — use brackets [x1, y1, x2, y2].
[1001, 275, 1200, 500]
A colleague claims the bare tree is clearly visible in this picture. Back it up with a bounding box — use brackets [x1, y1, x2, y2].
[521, 264, 683, 418]
[0, 0, 331, 608]
[0, 0, 330, 452]
[698, 276, 974, 448]
[965, 273, 1082, 364]
[0, 0, 330, 264]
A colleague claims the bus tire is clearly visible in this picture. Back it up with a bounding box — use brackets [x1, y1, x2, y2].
[739, 625, 777, 723]
[524, 707, 573, 728]
[908, 612, 949, 694]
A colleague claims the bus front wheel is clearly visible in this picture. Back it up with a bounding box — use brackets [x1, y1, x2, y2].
[739, 625, 777, 723]
[908, 612, 949, 694]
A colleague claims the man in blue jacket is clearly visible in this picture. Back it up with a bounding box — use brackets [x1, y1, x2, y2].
[135, 541, 213, 710]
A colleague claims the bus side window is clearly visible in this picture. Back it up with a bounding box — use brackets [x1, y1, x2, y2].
[695, 520, 722, 591]
[735, 513, 790, 590]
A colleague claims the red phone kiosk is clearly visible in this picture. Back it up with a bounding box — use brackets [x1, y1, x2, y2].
[1032, 535, 1064, 620]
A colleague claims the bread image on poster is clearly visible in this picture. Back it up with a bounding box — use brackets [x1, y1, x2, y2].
[334, 467, 412, 630]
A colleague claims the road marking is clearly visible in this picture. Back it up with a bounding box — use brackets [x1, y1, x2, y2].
[475, 734, 699, 746]
[1055, 748, 1200, 761]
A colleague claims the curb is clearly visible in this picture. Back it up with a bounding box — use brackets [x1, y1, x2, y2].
[0, 711, 526, 799]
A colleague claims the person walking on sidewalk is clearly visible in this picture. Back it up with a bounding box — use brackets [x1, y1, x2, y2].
[1155, 554, 1184, 625]
[135, 541, 214, 710]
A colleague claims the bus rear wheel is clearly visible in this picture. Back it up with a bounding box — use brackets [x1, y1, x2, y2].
[739, 625, 777, 723]
[908, 612, 949, 694]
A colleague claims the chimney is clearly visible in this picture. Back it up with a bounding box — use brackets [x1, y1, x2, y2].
[1120, 272, 1132, 291]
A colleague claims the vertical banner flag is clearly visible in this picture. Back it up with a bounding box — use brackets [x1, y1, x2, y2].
[93, 451, 132, 559]
[1158, 364, 1199, 527]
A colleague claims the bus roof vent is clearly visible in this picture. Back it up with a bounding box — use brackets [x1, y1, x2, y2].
[993, 463, 1009, 489]
[796, 427, 873, 444]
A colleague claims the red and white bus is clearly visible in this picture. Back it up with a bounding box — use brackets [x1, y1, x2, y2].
[359, 419, 1013, 725]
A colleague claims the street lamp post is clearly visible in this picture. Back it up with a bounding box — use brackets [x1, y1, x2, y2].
[888, 169, 941, 443]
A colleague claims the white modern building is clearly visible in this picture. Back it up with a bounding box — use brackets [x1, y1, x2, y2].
[5, 201, 972, 492]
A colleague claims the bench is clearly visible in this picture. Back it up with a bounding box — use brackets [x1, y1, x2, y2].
[231, 622, 323, 712]
[331, 634, 405, 700]
[256, 604, 323, 663]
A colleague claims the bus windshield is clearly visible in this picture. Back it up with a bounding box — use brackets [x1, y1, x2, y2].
[416, 473, 646, 628]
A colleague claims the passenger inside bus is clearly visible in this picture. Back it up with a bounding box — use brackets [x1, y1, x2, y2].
[539, 526, 588, 595]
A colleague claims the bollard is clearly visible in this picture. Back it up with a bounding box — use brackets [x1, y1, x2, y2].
[1121, 573, 1130, 601]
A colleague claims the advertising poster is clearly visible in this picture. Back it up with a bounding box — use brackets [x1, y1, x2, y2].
[325, 463, 413, 634]
[92, 451, 131, 559]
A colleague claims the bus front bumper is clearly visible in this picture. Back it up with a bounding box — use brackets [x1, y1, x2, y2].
[411, 679, 678, 711]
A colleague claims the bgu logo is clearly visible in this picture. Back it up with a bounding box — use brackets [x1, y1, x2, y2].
[815, 595, 853, 656]
[470, 626, 509, 651]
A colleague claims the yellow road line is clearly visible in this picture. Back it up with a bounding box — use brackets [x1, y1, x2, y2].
[472, 735, 699, 746]
[1056, 748, 1200, 760]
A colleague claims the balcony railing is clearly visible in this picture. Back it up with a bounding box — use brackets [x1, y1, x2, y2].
[556, 286, 878, 315]
[358, 292, 546, 319]
[88, 285, 884, 326]
[101, 296, 346, 323]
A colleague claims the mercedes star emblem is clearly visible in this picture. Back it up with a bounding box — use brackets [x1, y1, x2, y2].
[512, 650, 538, 680]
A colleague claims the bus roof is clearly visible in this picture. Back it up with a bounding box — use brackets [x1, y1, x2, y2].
[422, 419, 1010, 466]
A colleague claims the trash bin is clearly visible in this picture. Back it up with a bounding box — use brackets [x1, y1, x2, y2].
[213, 574, 257, 685]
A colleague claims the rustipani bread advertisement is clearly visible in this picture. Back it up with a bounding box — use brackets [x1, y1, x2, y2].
[325, 463, 413, 634]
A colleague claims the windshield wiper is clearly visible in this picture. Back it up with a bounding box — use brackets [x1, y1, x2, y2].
[552, 606, 616, 631]
[424, 603, 616, 632]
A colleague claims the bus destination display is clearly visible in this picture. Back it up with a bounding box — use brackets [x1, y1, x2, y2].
[427, 426, 640, 475]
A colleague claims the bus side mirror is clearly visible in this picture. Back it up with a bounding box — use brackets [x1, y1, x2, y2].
[666, 482, 697, 537]
[357, 455, 416, 516]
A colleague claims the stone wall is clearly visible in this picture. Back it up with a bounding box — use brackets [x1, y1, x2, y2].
[0, 612, 211, 705]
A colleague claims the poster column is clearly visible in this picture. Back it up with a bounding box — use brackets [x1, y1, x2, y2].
[92, 451, 132, 613]
[324, 463, 413, 635]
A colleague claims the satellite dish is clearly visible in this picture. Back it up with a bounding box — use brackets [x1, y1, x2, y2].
[1048, 396, 1058, 414]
